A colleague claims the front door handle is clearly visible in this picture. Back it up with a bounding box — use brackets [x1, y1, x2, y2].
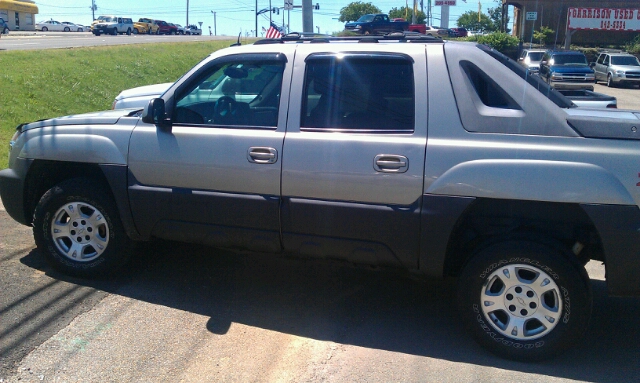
[247, 147, 278, 164]
[374, 154, 409, 173]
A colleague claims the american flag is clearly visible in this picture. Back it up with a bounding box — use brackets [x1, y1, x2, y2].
[265, 22, 282, 38]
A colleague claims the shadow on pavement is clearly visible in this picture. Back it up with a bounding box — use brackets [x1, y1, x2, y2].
[20, 241, 640, 382]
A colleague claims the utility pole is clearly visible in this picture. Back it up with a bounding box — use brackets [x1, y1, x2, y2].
[411, 0, 416, 24]
[91, 0, 97, 20]
[302, 0, 312, 32]
[186, 0, 189, 26]
[255, 0, 258, 36]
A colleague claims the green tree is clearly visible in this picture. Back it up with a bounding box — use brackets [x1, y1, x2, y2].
[533, 26, 554, 45]
[474, 32, 519, 51]
[487, 5, 510, 33]
[338, 2, 382, 23]
[388, 6, 426, 24]
[456, 11, 493, 33]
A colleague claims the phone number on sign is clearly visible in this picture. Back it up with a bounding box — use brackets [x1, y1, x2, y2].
[601, 20, 627, 30]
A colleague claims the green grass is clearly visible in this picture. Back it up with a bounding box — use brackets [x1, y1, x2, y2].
[0, 40, 235, 169]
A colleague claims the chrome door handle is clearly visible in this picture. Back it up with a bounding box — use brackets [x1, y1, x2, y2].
[374, 154, 409, 173]
[247, 147, 278, 164]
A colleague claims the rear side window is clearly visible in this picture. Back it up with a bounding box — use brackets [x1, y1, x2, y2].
[301, 54, 415, 133]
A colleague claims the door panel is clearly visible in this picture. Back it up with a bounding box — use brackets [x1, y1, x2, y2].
[281, 48, 428, 268]
[128, 53, 292, 251]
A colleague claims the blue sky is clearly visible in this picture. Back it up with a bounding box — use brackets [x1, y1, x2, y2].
[34, 0, 502, 35]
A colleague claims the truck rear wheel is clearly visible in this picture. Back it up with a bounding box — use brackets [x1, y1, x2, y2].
[33, 178, 132, 278]
[456, 239, 592, 362]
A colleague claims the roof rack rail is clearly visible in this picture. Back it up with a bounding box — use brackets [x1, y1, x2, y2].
[254, 31, 444, 45]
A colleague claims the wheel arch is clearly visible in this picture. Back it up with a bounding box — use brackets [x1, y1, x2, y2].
[23, 160, 142, 240]
[430, 197, 604, 278]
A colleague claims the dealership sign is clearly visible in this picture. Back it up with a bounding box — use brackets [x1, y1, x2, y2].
[568, 7, 640, 31]
[435, 0, 456, 6]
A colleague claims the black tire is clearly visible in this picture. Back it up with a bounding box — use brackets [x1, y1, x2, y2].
[607, 74, 615, 88]
[126, 28, 131, 35]
[2, 27, 8, 34]
[133, 28, 139, 34]
[457, 238, 592, 362]
[64, 27, 70, 32]
[33, 178, 132, 278]
[42, 27, 48, 32]
[111, 28, 117, 36]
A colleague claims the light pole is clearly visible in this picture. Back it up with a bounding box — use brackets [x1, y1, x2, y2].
[186, 0, 189, 26]
[210, 11, 217, 35]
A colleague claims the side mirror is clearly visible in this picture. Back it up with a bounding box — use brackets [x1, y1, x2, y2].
[141, 98, 171, 131]
[540, 60, 547, 66]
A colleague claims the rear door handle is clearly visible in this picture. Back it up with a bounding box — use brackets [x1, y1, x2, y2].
[247, 147, 278, 164]
[374, 154, 409, 173]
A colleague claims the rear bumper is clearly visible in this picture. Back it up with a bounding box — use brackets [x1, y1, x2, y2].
[581, 203, 640, 296]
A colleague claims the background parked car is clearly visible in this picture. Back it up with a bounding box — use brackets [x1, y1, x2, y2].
[134, 18, 159, 34]
[112, 82, 173, 110]
[61, 21, 84, 32]
[517, 49, 546, 74]
[154, 20, 178, 35]
[92, 17, 133, 36]
[172, 23, 186, 35]
[0, 17, 8, 34]
[539, 50, 595, 90]
[592, 51, 640, 88]
[36, 20, 72, 32]
[185, 25, 202, 35]
[452, 27, 467, 37]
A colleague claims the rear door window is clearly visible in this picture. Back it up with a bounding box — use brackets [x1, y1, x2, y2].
[301, 54, 415, 133]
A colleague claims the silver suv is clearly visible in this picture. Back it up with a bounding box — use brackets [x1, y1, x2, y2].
[3, 35, 640, 363]
[517, 49, 545, 73]
[593, 51, 640, 87]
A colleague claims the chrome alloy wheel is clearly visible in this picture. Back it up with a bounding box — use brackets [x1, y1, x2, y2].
[50, 202, 109, 262]
[480, 264, 562, 341]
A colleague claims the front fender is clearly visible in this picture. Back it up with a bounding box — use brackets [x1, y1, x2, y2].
[20, 134, 127, 164]
[425, 159, 634, 206]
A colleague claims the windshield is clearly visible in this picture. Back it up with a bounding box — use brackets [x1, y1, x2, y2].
[357, 15, 375, 22]
[551, 54, 588, 66]
[611, 56, 640, 66]
[528, 52, 544, 62]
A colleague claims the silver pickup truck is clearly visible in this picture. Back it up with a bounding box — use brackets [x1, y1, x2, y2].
[2, 36, 640, 362]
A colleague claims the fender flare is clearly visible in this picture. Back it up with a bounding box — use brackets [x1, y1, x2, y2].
[425, 159, 634, 206]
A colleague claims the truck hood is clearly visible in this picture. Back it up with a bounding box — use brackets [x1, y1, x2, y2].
[23, 109, 136, 131]
[550, 65, 593, 74]
[114, 82, 172, 101]
[611, 65, 640, 72]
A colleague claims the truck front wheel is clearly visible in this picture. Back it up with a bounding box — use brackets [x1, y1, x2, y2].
[33, 178, 132, 278]
[456, 239, 592, 362]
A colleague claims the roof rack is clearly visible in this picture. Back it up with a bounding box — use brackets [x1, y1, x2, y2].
[254, 31, 444, 45]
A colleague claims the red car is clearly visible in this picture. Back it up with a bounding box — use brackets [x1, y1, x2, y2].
[154, 20, 178, 35]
